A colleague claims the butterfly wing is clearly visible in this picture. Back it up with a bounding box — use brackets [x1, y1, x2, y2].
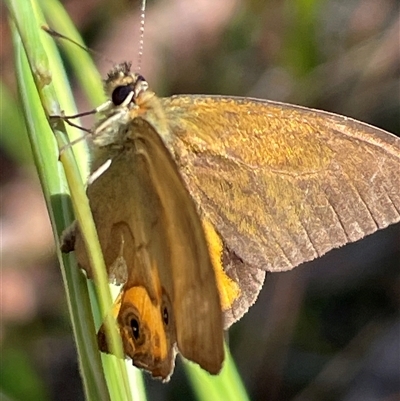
[221, 247, 266, 328]
[129, 118, 224, 373]
[162, 95, 399, 317]
[73, 117, 224, 375]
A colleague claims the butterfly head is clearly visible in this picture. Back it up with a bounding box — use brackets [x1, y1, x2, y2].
[104, 62, 149, 108]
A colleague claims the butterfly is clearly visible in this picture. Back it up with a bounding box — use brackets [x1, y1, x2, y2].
[62, 61, 400, 381]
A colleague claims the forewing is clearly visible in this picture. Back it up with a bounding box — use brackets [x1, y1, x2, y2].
[73, 120, 178, 377]
[126, 118, 224, 373]
[163, 95, 400, 273]
[73, 117, 224, 374]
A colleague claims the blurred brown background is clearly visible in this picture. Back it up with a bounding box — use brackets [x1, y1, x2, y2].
[1, 0, 399, 400]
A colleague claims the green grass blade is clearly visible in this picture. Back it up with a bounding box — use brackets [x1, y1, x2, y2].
[6, 0, 145, 399]
[12, 27, 110, 401]
[185, 344, 250, 401]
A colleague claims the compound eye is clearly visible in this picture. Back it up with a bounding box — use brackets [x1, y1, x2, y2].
[112, 84, 133, 106]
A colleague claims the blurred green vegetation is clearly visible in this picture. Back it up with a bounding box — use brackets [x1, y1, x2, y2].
[1, 0, 399, 400]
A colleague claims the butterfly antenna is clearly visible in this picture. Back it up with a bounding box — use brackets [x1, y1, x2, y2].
[42, 26, 115, 65]
[136, 0, 147, 72]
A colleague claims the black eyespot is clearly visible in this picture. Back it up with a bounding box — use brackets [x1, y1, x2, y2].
[162, 307, 169, 326]
[130, 317, 140, 340]
[112, 84, 133, 106]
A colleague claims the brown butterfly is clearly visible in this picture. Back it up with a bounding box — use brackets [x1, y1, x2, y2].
[62, 61, 399, 381]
